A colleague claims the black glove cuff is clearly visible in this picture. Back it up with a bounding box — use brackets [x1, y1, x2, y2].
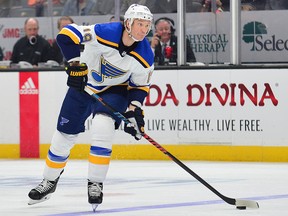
[123, 110, 134, 119]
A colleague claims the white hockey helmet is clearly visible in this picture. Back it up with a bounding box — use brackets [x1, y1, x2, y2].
[124, 4, 153, 41]
[124, 4, 153, 25]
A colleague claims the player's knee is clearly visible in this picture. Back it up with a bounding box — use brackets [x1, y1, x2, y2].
[91, 114, 115, 148]
[50, 130, 78, 155]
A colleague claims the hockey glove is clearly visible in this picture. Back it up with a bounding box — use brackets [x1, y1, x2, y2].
[123, 107, 145, 140]
[65, 63, 88, 92]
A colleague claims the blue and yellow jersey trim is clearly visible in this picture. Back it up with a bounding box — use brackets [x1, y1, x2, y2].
[57, 24, 83, 60]
[95, 22, 154, 68]
[96, 35, 118, 49]
[59, 24, 83, 44]
[130, 50, 151, 68]
[131, 38, 154, 68]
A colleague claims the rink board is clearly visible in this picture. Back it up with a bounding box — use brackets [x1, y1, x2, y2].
[1, 68, 288, 161]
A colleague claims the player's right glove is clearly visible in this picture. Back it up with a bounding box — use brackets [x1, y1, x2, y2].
[123, 107, 145, 140]
[65, 63, 88, 92]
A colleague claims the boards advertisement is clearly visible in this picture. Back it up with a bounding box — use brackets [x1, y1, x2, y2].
[0, 68, 288, 161]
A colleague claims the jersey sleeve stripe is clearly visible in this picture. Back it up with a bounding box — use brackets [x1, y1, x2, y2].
[59, 28, 81, 44]
[130, 51, 150, 68]
[96, 35, 118, 48]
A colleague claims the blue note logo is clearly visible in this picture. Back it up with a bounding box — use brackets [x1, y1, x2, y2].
[91, 56, 127, 83]
[60, 117, 69, 126]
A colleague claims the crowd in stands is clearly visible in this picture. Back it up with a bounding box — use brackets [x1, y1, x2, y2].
[4, 14, 196, 67]
[0, 0, 288, 18]
[151, 17, 196, 65]
[0, 0, 288, 66]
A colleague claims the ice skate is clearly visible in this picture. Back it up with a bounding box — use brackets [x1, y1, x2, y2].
[88, 180, 103, 212]
[28, 171, 63, 205]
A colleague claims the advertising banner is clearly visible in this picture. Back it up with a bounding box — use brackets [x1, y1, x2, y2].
[1, 68, 288, 160]
[35, 68, 288, 147]
[19, 72, 39, 158]
[0, 68, 287, 146]
[141, 69, 285, 146]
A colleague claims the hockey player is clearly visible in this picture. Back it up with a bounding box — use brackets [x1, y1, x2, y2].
[28, 4, 154, 211]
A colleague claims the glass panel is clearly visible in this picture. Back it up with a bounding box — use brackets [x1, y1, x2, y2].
[2, 0, 288, 65]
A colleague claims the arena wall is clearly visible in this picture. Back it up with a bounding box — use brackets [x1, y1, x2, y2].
[1, 67, 288, 162]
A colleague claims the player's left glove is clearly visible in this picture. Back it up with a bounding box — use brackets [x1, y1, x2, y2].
[65, 63, 88, 92]
[123, 107, 145, 140]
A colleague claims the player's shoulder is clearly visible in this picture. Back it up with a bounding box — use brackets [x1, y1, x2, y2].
[94, 22, 123, 48]
[94, 22, 153, 68]
[131, 38, 154, 68]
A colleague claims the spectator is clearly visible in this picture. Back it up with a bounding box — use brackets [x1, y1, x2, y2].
[186, 0, 203, 12]
[241, 0, 266, 11]
[94, 0, 114, 15]
[109, 15, 124, 23]
[10, 18, 52, 67]
[0, 46, 3, 61]
[35, 0, 45, 17]
[27, 0, 45, 17]
[201, 0, 224, 13]
[150, 17, 196, 65]
[265, 0, 288, 10]
[61, 0, 124, 15]
[61, 0, 82, 16]
[81, 0, 97, 15]
[148, 0, 177, 13]
[120, 0, 147, 14]
[0, 0, 9, 6]
[51, 16, 74, 65]
[220, 0, 230, 11]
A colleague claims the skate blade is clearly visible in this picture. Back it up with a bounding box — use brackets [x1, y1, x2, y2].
[92, 204, 99, 212]
[28, 194, 51, 205]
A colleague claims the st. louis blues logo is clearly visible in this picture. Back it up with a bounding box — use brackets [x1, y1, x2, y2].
[91, 56, 127, 83]
[60, 117, 69, 126]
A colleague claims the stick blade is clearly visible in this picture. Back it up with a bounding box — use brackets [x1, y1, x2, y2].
[235, 199, 259, 209]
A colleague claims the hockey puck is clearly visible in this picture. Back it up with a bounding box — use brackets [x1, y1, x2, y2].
[236, 206, 247, 210]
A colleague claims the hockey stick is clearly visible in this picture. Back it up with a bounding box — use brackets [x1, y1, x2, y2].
[85, 86, 259, 209]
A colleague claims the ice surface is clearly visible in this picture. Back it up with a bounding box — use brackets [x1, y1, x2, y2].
[0, 159, 287, 216]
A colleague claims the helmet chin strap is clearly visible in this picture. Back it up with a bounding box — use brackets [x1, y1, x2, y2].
[125, 22, 139, 42]
[127, 31, 140, 42]
[125, 21, 139, 42]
